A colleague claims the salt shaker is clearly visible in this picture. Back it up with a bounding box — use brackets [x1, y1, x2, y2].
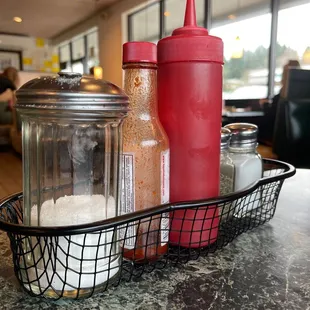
[16, 72, 129, 298]
[224, 123, 263, 217]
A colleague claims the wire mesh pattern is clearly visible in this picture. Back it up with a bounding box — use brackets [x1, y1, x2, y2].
[0, 159, 295, 299]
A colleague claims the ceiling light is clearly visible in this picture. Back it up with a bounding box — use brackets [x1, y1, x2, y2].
[164, 11, 170, 17]
[13, 17, 22, 23]
[228, 14, 236, 20]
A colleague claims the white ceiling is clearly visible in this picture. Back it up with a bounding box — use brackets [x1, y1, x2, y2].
[0, 0, 119, 39]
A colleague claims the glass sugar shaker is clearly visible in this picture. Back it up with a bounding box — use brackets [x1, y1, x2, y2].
[16, 72, 129, 298]
[224, 123, 263, 218]
[220, 128, 235, 219]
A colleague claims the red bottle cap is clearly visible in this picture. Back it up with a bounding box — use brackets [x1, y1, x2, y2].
[158, 0, 223, 64]
[123, 42, 157, 64]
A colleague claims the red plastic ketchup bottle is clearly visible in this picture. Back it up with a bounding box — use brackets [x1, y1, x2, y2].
[157, 0, 224, 248]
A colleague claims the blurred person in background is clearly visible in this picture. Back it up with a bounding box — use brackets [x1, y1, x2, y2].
[259, 60, 300, 145]
[0, 89, 13, 102]
[0, 67, 19, 108]
[89, 66, 95, 76]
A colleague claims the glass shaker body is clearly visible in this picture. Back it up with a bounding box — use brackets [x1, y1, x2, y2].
[220, 128, 234, 197]
[220, 149, 234, 196]
[220, 128, 234, 219]
[122, 62, 170, 261]
[228, 145, 262, 193]
[16, 73, 129, 298]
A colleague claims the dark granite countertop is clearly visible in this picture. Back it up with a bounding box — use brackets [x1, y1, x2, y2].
[0, 169, 309, 310]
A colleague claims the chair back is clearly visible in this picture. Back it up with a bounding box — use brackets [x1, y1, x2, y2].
[273, 98, 310, 168]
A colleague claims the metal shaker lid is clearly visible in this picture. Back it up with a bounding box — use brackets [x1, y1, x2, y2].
[16, 72, 129, 113]
[221, 128, 231, 149]
[224, 123, 258, 146]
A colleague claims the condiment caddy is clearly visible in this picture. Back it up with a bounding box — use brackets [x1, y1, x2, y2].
[0, 159, 295, 299]
[0, 0, 296, 301]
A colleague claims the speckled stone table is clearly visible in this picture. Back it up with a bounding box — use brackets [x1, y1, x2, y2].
[0, 169, 309, 310]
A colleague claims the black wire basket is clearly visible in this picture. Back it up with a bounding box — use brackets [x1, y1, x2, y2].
[0, 159, 295, 300]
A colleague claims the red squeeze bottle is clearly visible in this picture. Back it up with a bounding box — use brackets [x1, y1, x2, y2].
[157, 0, 224, 248]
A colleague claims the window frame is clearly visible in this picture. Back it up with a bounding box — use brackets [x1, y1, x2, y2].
[58, 29, 98, 75]
[127, 0, 163, 42]
[126, 0, 305, 100]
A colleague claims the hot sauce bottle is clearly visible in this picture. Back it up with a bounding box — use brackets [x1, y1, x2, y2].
[121, 42, 170, 261]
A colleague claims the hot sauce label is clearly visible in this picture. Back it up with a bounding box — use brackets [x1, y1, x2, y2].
[120, 152, 136, 249]
[161, 149, 170, 245]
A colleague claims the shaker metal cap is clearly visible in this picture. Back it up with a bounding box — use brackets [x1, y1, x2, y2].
[16, 72, 129, 113]
[221, 127, 231, 149]
[224, 123, 258, 146]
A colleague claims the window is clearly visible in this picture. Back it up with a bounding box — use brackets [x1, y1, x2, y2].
[71, 36, 85, 74]
[87, 31, 99, 69]
[211, 0, 272, 100]
[59, 44, 71, 72]
[129, 2, 160, 42]
[72, 37, 85, 60]
[275, 1, 310, 92]
[72, 61, 84, 74]
[58, 28, 99, 74]
[164, 0, 205, 36]
[126, 0, 310, 100]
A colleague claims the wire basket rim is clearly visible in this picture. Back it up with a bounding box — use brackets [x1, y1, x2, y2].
[0, 159, 296, 236]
